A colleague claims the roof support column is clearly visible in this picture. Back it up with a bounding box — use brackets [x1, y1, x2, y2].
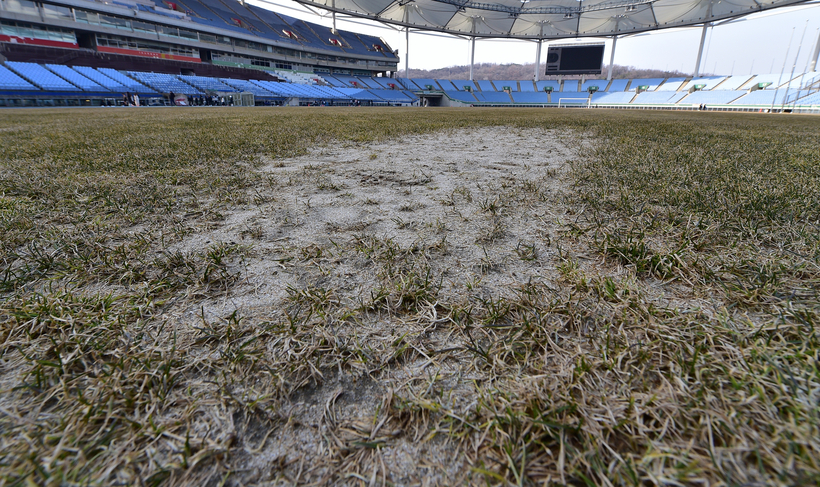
[470, 36, 476, 81]
[772, 27, 795, 112]
[693, 23, 709, 77]
[810, 28, 820, 73]
[782, 21, 808, 109]
[534, 39, 542, 82]
[405, 26, 409, 77]
[331, 0, 337, 33]
[607, 35, 617, 81]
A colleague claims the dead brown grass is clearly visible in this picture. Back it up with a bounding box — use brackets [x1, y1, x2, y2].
[0, 108, 818, 486]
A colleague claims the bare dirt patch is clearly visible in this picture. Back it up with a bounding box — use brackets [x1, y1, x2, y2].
[162, 126, 580, 483]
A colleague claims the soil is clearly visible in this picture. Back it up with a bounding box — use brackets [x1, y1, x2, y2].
[166, 126, 581, 484]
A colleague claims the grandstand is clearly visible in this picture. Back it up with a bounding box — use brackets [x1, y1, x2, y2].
[2, 57, 820, 110]
[0, 0, 818, 110]
[0, 0, 398, 90]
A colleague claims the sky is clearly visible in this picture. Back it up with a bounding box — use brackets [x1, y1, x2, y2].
[248, 0, 820, 76]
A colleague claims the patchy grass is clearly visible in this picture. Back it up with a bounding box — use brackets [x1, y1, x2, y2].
[0, 107, 819, 486]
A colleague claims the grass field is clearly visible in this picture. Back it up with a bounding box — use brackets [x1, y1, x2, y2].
[0, 107, 819, 486]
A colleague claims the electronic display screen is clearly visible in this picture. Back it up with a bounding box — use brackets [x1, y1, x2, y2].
[546, 44, 605, 75]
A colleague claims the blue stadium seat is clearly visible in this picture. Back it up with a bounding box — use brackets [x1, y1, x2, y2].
[5, 61, 80, 91]
[519, 80, 536, 91]
[445, 90, 477, 103]
[97, 68, 156, 93]
[683, 90, 745, 104]
[656, 78, 687, 91]
[730, 90, 788, 105]
[411, 79, 442, 90]
[474, 92, 511, 103]
[475, 80, 496, 92]
[450, 80, 475, 91]
[711, 76, 752, 91]
[127, 71, 201, 95]
[494, 80, 520, 91]
[220, 78, 275, 96]
[554, 92, 590, 104]
[72, 66, 129, 91]
[368, 89, 414, 102]
[632, 91, 687, 104]
[580, 79, 607, 92]
[45, 64, 107, 92]
[0, 65, 38, 91]
[792, 90, 820, 106]
[242, 4, 305, 46]
[535, 80, 559, 92]
[746, 73, 793, 90]
[511, 92, 550, 103]
[396, 78, 419, 89]
[607, 79, 629, 91]
[367, 77, 393, 89]
[592, 91, 635, 104]
[179, 75, 236, 92]
[629, 78, 665, 91]
[684, 76, 727, 91]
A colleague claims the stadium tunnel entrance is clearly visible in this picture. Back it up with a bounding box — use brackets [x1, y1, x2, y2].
[419, 94, 442, 107]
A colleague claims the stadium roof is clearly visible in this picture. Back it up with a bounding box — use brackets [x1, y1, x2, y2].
[290, 0, 811, 39]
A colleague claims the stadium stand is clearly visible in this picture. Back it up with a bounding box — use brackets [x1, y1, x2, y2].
[747, 73, 794, 89]
[561, 80, 580, 91]
[72, 66, 129, 91]
[554, 92, 590, 104]
[629, 78, 665, 91]
[510, 92, 550, 103]
[794, 90, 820, 106]
[475, 91, 512, 103]
[632, 91, 688, 104]
[783, 71, 820, 90]
[592, 91, 636, 104]
[607, 79, 630, 91]
[369, 89, 416, 102]
[684, 76, 727, 91]
[448, 80, 474, 91]
[128, 72, 201, 95]
[368, 77, 395, 89]
[411, 79, 442, 90]
[0, 56, 815, 110]
[220, 78, 275, 96]
[535, 80, 560, 92]
[331, 74, 367, 88]
[0, 65, 38, 91]
[97, 68, 156, 93]
[444, 90, 478, 103]
[494, 81, 520, 91]
[353, 77, 377, 89]
[731, 90, 788, 105]
[580, 79, 608, 92]
[475, 80, 496, 92]
[179, 75, 236, 92]
[45, 65, 107, 92]
[519, 81, 536, 92]
[5, 61, 80, 91]
[714, 76, 753, 90]
[681, 90, 746, 105]
[656, 78, 687, 91]
[396, 78, 419, 90]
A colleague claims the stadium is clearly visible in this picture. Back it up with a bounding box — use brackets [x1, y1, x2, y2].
[0, 0, 819, 109]
[1, 0, 820, 485]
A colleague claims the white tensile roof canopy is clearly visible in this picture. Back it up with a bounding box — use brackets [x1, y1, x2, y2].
[290, 0, 810, 39]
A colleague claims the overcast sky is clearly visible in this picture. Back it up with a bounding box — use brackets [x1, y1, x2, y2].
[249, 0, 820, 76]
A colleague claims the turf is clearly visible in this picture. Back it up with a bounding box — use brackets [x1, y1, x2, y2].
[0, 107, 818, 485]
